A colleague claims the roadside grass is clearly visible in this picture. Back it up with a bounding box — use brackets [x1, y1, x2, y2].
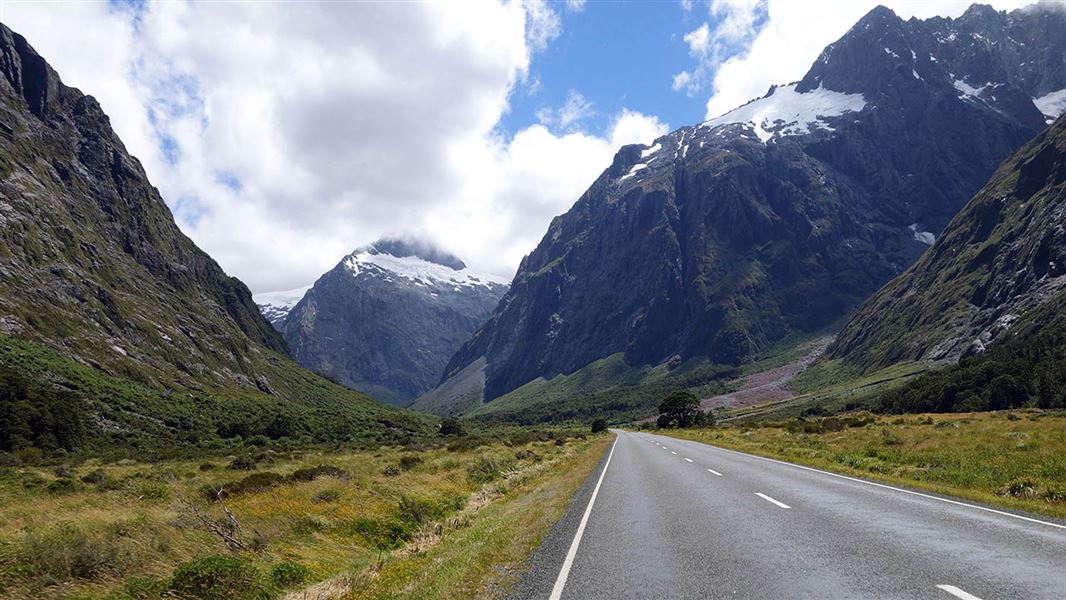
[0, 430, 607, 599]
[656, 410, 1066, 519]
[349, 436, 610, 599]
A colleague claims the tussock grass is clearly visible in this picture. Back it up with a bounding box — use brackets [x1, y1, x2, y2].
[0, 432, 606, 599]
[659, 410, 1066, 519]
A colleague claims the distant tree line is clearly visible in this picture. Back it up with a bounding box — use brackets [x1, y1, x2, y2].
[0, 366, 86, 452]
[877, 316, 1066, 413]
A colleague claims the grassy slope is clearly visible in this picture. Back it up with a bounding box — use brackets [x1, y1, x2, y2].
[468, 353, 737, 424]
[658, 410, 1066, 519]
[0, 431, 609, 600]
[0, 335, 429, 455]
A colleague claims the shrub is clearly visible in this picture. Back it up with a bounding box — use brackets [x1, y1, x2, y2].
[15, 524, 120, 581]
[269, 562, 310, 588]
[439, 418, 465, 437]
[229, 472, 285, 496]
[590, 419, 608, 433]
[467, 456, 508, 483]
[167, 556, 270, 600]
[399, 455, 423, 471]
[342, 517, 413, 550]
[446, 437, 483, 452]
[0, 366, 86, 452]
[381, 465, 400, 477]
[312, 488, 342, 503]
[227, 456, 257, 471]
[290, 464, 347, 481]
[199, 463, 217, 472]
[80, 468, 110, 485]
[46, 477, 83, 495]
[136, 481, 172, 502]
[121, 575, 168, 599]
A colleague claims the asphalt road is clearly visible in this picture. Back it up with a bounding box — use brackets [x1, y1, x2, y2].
[511, 430, 1066, 600]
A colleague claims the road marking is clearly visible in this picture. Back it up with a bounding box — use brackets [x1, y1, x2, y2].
[706, 468, 723, 477]
[671, 451, 678, 455]
[755, 493, 791, 509]
[684, 458, 694, 463]
[549, 435, 618, 600]
[697, 442, 1066, 531]
[936, 584, 983, 600]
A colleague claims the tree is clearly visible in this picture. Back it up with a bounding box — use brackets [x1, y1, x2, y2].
[438, 418, 465, 437]
[590, 418, 607, 433]
[658, 390, 701, 428]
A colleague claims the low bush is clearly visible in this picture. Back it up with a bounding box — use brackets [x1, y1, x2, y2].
[80, 468, 110, 485]
[227, 456, 257, 471]
[399, 455, 423, 471]
[269, 561, 310, 588]
[290, 464, 347, 481]
[311, 488, 342, 503]
[590, 419, 608, 433]
[15, 524, 122, 582]
[467, 456, 509, 483]
[167, 555, 271, 600]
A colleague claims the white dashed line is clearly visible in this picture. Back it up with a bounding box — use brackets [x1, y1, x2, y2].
[671, 451, 678, 455]
[549, 436, 618, 600]
[936, 584, 983, 600]
[684, 458, 694, 463]
[755, 493, 791, 509]
[706, 468, 722, 477]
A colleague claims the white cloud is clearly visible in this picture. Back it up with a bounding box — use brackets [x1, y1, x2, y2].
[2, 1, 664, 292]
[566, 0, 587, 12]
[536, 90, 596, 131]
[701, 0, 1032, 119]
[672, 1, 767, 96]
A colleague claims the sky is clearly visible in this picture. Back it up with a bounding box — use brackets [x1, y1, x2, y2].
[0, 0, 1033, 293]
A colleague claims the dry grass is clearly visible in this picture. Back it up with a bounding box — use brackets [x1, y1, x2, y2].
[658, 410, 1066, 519]
[0, 434, 606, 599]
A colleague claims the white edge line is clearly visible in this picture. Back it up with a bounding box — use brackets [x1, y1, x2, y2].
[548, 434, 618, 600]
[756, 492, 791, 509]
[667, 435, 1066, 531]
[706, 468, 723, 477]
[936, 584, 984, 600]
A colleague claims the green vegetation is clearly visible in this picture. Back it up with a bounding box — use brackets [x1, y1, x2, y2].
[0, 335, 431, 459]
[656, 390, 714, 428]
[0, 428, 608, 599]
[658, 410, 1066, 519]
[469, 352, 737, 424]
[875, 296, 1066, 414]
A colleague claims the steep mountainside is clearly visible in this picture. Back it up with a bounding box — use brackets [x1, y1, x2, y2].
[254, 285, 311, 327]
[276, 239, 508, 405]
[0, 24, 424, 451]
[437, 3, 1066, 410]
[830, 113, 1066, 373]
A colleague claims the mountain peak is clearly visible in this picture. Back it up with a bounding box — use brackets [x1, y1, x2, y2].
[359, 237, 466, 270]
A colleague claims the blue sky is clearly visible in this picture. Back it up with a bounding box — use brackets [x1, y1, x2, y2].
[501, 1, 736, 139]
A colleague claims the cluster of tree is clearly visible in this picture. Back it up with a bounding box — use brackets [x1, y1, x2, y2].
[656, 390, 715, 428]
[877, 316, 1066, 413]
[0, 366, 86, 452]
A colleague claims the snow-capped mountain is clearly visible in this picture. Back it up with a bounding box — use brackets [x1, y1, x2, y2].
[433, 2, 1066, 415]
[254, 285, 312, 327]
[266, 238, 508, 405]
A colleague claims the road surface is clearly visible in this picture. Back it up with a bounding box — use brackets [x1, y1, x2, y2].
[511, 430, 1066, 599]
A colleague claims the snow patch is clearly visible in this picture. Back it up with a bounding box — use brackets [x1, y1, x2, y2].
[884, 47, 899, 58]
[254, 285, 311, 310]
[1033, 88, 1066, 120]
[953, 79, 993, 100]
[703, 83, 867, 144]
[344, 251, 509, 289]
[909, 224, 935, 245]
[641, 143, 661, 159]
[621, 163, 647, 180]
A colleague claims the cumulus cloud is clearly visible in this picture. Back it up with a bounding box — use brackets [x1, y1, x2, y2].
[536, 90, 596, 131]
[699, 0, 1032, 119]
[2, 1, 664, 292]
[673, 0, 767, 95]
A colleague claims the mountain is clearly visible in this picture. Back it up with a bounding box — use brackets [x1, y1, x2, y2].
[271, 238, 508, 405]
[434, 3, 1066, 418]
[0, 24, 424, 451]
[829, 113, 1066, 374]
[254, 285, 311, 327]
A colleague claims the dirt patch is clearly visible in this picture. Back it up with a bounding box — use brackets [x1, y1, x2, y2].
[699, 336, 833, 411]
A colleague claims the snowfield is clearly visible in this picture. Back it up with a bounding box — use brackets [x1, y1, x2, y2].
[703, 83, 867, 143]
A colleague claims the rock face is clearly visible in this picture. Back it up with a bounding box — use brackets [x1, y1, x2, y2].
[829, 113, 1066, 369]
[440, 3, 1066, 405]
[0, 23, 286, 383]
[0, 24, 421, 446]
[274, 239, 508, 405]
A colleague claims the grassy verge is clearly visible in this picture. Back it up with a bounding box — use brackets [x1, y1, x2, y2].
[655, 410, 1066, 519]
[0, 430, 607, 599]
[349, 435, 610, 599]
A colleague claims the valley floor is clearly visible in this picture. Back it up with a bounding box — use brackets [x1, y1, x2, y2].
[0, 432, 609, 600]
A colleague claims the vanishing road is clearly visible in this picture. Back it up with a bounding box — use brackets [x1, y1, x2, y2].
[511, 430, 1066, 599]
